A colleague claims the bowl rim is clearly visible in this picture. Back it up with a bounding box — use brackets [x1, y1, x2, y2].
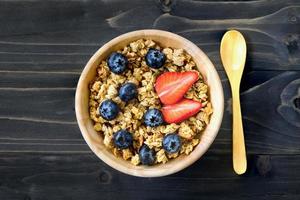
[75, 29, 224, 177]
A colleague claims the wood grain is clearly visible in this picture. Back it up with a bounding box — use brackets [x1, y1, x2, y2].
[0, 0, 299, 72]
[0, 71, 78, 88]
[0, 153, 299, 200]
[0, 0, 299, 197]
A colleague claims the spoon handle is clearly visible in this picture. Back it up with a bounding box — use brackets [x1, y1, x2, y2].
[231, 84, 247, 175]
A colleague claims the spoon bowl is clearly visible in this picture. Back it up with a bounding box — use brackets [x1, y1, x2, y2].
[221, 30, 247, 78]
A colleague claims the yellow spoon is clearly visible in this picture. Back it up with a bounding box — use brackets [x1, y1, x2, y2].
[220, 30, 247, 175]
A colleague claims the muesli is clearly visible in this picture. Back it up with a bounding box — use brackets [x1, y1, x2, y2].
[89, 39, 212, 166]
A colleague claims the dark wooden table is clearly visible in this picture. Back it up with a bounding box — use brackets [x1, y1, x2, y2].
[0, 0, 300, 199]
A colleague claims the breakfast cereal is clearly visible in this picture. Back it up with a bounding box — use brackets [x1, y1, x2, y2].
[89, 39, 212, 165]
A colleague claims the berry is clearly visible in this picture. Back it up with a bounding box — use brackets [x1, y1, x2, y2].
[155, 71, 199, 105]
[162, 133, 181, 154]
[99, 99, 119, 120]
[107, 52, 128, 74]
[113, 130, 133, 149]
[119, 82, 138, 102]
[139, 144, 156, 165]
[143, 108, 164, 127]
[145, 48, 166, 69]
[162, 98, 202, 123]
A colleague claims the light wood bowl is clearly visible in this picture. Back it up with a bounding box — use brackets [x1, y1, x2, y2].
[75, 30, 224, 177]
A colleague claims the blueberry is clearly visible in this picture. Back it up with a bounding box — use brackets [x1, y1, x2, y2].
[162, 133, 181, 154]
[145, 48, 166, 69]
[143, 108, 164, 127]
[139, 144, 156, 165]
[107, 52, 128, 74]
[113, 129, 133, 149]
[99, 99, 119, 120]
[119, 82, 138, 102]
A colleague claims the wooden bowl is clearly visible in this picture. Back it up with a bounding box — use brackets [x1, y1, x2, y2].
[75, 30, 224, 177]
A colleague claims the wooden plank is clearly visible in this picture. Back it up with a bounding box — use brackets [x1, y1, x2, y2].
[0, 71, 78, 88]
[0, 153, 299, 200]
[0, 71, 299, 154]
[0, 89, 76, 122]
[0, 0, 299, 72]
[0, 119, 88, 152]
[0, 119, 80, 140]
[165, 0, 300, 20]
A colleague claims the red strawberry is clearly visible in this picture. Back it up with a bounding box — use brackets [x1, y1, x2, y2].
[161, 98, 202, 124]
[155, 71, 199, 105]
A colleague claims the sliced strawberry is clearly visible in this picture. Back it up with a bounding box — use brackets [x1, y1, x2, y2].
[162, 98, 202, 124]
[155, 71, 199, 105]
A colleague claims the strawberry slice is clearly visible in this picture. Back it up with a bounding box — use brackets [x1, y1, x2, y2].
[162, 98, 202, 124]
[155, 71, 199, 105]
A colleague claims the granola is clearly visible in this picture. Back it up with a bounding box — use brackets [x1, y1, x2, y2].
[89, 39, 212, 165]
